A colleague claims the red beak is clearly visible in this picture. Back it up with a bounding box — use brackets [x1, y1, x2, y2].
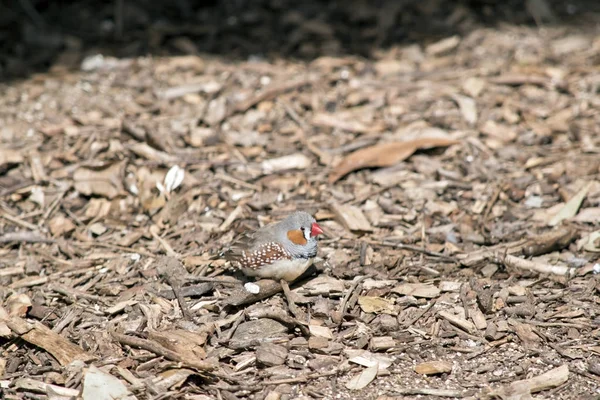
[311, 222, 323, 237]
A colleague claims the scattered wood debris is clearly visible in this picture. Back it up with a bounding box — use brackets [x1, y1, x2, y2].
[0, 1, 598, 398]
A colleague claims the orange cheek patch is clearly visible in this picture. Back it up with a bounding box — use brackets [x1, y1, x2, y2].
[287, 229, 307, 245]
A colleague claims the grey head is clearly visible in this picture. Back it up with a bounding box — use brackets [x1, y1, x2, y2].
[254, 211, 323, 259]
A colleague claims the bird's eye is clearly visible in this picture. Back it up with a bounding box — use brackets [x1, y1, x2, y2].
[301, 226, 311, 241]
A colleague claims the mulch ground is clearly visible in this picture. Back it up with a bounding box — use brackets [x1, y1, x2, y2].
[1, 1, 600, 399]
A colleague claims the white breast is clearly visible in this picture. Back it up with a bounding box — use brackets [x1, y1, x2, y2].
[243, 258, 313, 282]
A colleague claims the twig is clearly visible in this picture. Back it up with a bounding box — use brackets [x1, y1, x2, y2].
[482, 182, 503, 222]
[494, 253, 577, 276]
[1, 213, 39, 231]
[247, 309, 310, 337]
[155, 256, 196, 320]
[375, 240, 458, 263]
[226, 77, 315, 121]
[150, 225, 178, 257]
[0, 231, 54, 244]
[224, 279, 283, 307]
[263, 369, 341, 385]
[75, 241, 156, 258]
[0, 180, 34, 197]
[390, 388, 472, 398]
[401, 300, 436, 328]
[40, 188, 68, 227]
[335, 276, 368, 326]
[168, 277, 195, 321]
[460, 283, 470, 320]
[457, 227, 576, 267]
[111, 331, 215, 371]
[215, 173, 261, 191]
[466, 336, 510, 360]
[49, 284, 108, 304]
[156, 283, 214, 299]
[512, 318, 590, 329]
[185, 276, 240, 286]
[219, 311, 246, 343]
[219, 205, 245, 232]
[279, 99, 331, 164]
[348, 184, 395, 205]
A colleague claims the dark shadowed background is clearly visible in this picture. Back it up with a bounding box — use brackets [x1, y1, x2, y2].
[2, 0, 599, 80]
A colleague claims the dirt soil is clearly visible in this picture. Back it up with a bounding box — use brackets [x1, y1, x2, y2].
[1, 1, 600, 399]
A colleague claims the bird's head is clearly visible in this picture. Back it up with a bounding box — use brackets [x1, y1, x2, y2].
[278, 211, 323, 257]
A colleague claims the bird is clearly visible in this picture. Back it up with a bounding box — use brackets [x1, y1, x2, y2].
[223, 211, 324, 282]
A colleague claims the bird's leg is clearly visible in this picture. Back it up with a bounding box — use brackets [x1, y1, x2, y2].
[280, 279, 305, 322]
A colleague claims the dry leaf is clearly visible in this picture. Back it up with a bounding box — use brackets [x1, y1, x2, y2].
[549, 182, 593, 226]
[329, 137, 458, 183]
[154, 368, 197, 392]
[345, 364, 378, 390]
[577, 231, 600, 252]
[452, 94, 477, 125]
[358, 296, 395, 314]
[392, 283, 441, 298]
[73, 162, 125, 199]
[347, 350, 392, 370]
[82, 365, 135, 400]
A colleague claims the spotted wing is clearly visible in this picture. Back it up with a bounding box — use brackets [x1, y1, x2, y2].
[223, 222, 277, 263]
[237, 241, 292, 272]
[222, 231, 254, 263]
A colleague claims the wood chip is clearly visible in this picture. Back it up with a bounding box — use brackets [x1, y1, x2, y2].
[491, 365, 569, 400]
[261, 153, 311, 174]
[309, 325, 333, 339]
[331, 203, 373, 232]
[14, 378, 80, 398]
[414, 360, 453, 375]
[256, 343, 288, 366]
[438, 310, 477, 334]
[369, 336, 395, 352]
[392, 283, 440, 298]
[4, 316, 93, 365]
